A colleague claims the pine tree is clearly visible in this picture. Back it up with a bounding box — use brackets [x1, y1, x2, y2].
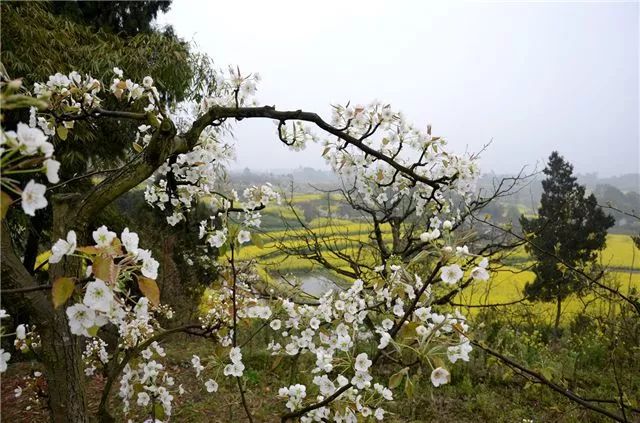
[520, 152, 615, 333]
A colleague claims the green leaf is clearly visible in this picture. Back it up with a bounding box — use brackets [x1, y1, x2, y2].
[132, 142, 144, 153]
[148, 113, 160, 128]
[404, 377, 414, 398]
[154, 403, 166, 420]
[87, 325, 100, 337]
[218, 243, 229, 257]
[432, 356, 445, 369]
[56, 125, 68, 141]
[138, 276, 160, 306]
[252, 233, 265, 249]
[52, 277, 75, 308]
[389, 370, 405, 389]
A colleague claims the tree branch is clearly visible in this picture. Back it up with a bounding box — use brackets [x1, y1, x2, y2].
[188, 106, 454, 189]
[471, 340, 626, 422]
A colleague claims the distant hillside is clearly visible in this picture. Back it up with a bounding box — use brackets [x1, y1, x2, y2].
[230, 168, 639, 234]
[478, 173, 639, 234]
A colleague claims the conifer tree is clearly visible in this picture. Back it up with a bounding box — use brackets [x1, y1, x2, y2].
[520, 152, 614, 332]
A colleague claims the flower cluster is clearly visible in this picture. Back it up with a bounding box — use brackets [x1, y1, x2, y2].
[119, 359, 176, 418]
[82, 338, 109, 376]
[143, 67, 263, 227]
[33, 71, 103, 114]
[223, 346, 245, 377]
[1, 120, 59, 216]
[109, 67, 160, 109]
[195, 184, 281, 250]
[0, 309, 11, 372]
[254, 257, 483, 419]
[277, 101, 480, 221]
[13, 323, 40, 354]
[198, 66, 260, 110]
[144, 129, 236, 226]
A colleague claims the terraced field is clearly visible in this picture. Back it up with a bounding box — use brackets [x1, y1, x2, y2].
[231, 208, 640, 325]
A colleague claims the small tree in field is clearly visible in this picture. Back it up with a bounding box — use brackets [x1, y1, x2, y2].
[520, 151, 614, 332]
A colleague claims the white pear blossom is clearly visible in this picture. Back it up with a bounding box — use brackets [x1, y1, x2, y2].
[16, 123, 48, 155]
[419, 228, 441, 242]
[223, 362, 245, 377]
[237, 230, 251, 244]
[470, 266, 490, 281]
[66, 303, 96, 336]
[92, 225, 116, 248]
[0, 349, 10, 372]
[270, 319, 282, 330]
[207, 230, 227, 248]
[142, 76, 154, 88]
[440, 264, 463, 285]
[16, 324, 26, 340]
[141, 256, 159, 280]
[351, 371, 372, 389]
[205, 379, 218, 393]
[83, 279, 114, 313]
[21, 180, 48, 216]
[191, 355, 204, 377]
[447, 340, 473, 363]
[121, 228, 139, 254]
[430, 367, 450, 387]
[354, 353, 372, 372]
[49, 230, 77, 264]
[378, 332, 391, 349]
[137, 392, 150, 407]
[44, 159, 61, 183]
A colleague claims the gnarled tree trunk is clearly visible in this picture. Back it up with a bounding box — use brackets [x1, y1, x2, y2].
[1, 199, 90, 423]
[44, 196, 90, 422]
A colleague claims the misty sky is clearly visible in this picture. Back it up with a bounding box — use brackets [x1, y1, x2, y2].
[158, 1, 639, 177]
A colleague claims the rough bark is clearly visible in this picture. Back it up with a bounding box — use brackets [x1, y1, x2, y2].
[38, 309, 89, 423]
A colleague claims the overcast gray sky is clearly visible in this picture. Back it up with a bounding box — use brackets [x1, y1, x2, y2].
[158, 0, 639, 177]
